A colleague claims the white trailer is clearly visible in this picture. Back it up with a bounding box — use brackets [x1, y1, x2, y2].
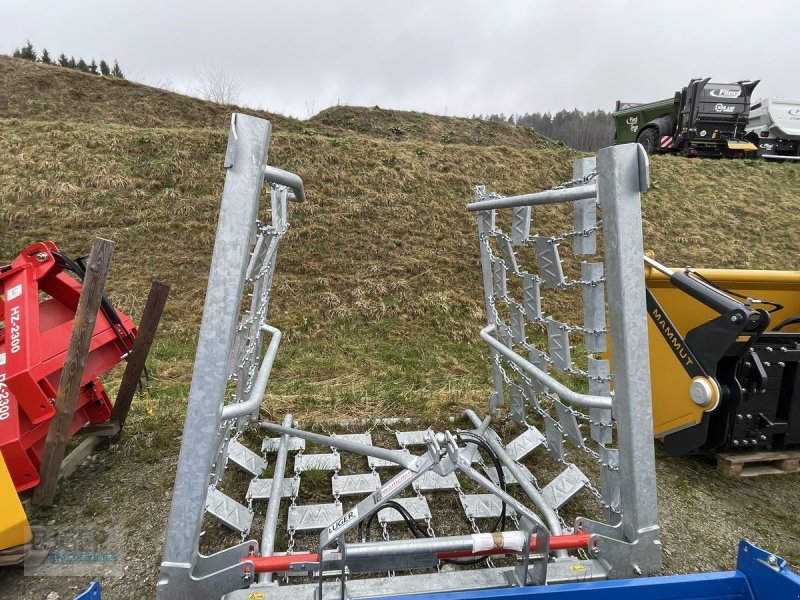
[746, 98, 800, 160]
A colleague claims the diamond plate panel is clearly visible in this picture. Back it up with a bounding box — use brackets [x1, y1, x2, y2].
[510, 302, 526, 346]
[573, 196, 597, 255]
[287, 503, 343, 532]
[506, 427, 545, 461]
[484, 463, 534, 487]
[295, 453, 341, 473]
[378, 497, 431, 523]
[521, 273, 542, 322]
[543, 413, 565, 462]
[581, 262, 606, 352]
[227, 439, 267, 476]
[588, 357, 612, 445]
[541, 464, 589, 510]
[546, 320, 571, 372]
[395, 430, 429, 447]
[332, 432, 373, 446]
[205, 486, 253, 535]
[368, 451, 409, 469]
[554, 401, 584, 448]
[526, 347, 549, 395]
[492, 258, 507, 298]
[509, 384, 525, 424]
[599, 446, 621, 520]
[533, 237, 565, 289]
[246, 477, 299, 501]
[477, 206, 495, 236]
[413, 471, 459, 493]
[460, 493, 517, 519]
[262, 436, 306, 453]
[332, 472, 381, 497]
[498, 235, 519, 274]
[511, 205, 531, 245]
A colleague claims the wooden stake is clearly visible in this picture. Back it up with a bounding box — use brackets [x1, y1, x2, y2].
[32, 238, 115, 506]
[110, 280, 170, 430]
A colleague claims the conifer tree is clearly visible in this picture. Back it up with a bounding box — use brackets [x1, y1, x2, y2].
[99, 59, 110, 76]
[89, 59, 98, 74]
[68, 56, 77, 69]
[77, 58, 89, 72]
[40, 49, 52, 64]
[111, 60, 124, 79]
[17, 40, 37, 61]
[58, 53, 69, 67]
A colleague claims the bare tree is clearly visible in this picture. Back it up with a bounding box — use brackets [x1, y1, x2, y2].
[192, 64, 242, 105]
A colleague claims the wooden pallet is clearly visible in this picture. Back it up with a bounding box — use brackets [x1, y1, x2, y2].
[715, 450, 800, 477]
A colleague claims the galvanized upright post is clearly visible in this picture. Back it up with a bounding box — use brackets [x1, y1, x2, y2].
[157, 114, 270, 599]
[596, 144, 660, 560]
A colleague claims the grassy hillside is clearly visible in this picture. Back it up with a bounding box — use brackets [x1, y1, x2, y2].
[1, 54, 799, 598]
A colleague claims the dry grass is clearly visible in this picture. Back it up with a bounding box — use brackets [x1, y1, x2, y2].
[1, 52, 800, 599]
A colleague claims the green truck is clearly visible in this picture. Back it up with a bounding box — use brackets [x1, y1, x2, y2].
[613, 78, 759, 157]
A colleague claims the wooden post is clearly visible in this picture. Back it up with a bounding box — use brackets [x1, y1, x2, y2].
[110, 280, 170, 430]
[32, 238, 115, 506]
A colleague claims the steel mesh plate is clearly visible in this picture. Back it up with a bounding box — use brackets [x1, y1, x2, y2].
[295, 453, 341, 473]
[332, 472, 381, 497]
[205, 486, 253, 535]
[460, 493, 517, 519]
[246, 477, 299, 501]
[287, 503, 343, 532]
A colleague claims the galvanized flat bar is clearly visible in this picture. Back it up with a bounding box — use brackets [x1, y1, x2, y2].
[547, 320, 571, 372]
[262, 436, 305, 453]
[509, 384, 526, 424]
[498, 235, 519, 274]
[505, 427, 545, 461]
[395, 430, 429, 447]
[295, 453, 341, 474]
[246, 477, 299, 502]
[227, 439, 267, 476]
[331, 433, 373, 446]
[572, 157, 597, 256]
[582, 262, 606, 352]
[332, 472, 382, 497]
[234, 559, 608, 599]
[288, 503, 343, 532]
[483, 463, 534, 487]
[205, 486, 253, 535]
[599, 445, 621, 519]
[534, 237, 565, 288]
[543, 413, 565, 462]
[541, 464, 589, 510]
[554, 401, 584, 448]
[492, 258, 507, 298]
[368, 451, 409, 469]
[521, 273, 542, 322]
[509, 303, 526, 346]
[377, 496, 431, 523]
[511, 205, 531, 245]
[412, 471, 460, 493]
[460, 493, 517, 519]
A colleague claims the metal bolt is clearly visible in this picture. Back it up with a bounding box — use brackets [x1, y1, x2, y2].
[760, 435, 767, 442]
[736, 414, 743, 421]
[746, 414, 753, 420]
[744, 362, 752, 368]
[768, 555, 778, 566]
[731, 315, 741, 323]
[741, 439, 749, 446]
[766, 346, 774, 353]
[751, 439, 758, 446]
[732, 440, 740, 447]
[633, 564, 642, 576]
[591, 546, 600, 555]
[778, 362, 786, 368]
[35, 252, 48, 262]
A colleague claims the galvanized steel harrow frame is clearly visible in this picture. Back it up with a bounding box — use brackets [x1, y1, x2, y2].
[156, 114, 661, 600]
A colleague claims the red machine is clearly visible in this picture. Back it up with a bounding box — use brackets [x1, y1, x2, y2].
[0, 241, 137, 492]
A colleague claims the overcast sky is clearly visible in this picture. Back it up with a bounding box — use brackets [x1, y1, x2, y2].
[2, 0, 799, 119]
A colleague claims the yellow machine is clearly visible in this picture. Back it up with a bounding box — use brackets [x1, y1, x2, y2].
[643, 255, 800, 455]
[0, 454, 32, 564]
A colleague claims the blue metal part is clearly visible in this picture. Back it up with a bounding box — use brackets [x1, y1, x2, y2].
[73, 581, 101, 600]
[369, 541, 799, 600]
